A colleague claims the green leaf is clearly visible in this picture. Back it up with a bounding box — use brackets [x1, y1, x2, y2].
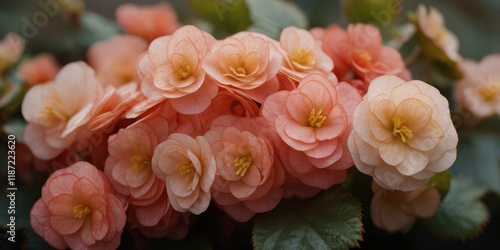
[246, 0, 308, 40]
[3, 119, 27, 143]
[345, 0, 401, 27]
[74, 11, 121, 48]
[423, 177, 489, 240]
[189, 0, 252, 34]
[450, 132, 500, 193]
[253, 187, 363, 250]
[426, 170, 452, 201]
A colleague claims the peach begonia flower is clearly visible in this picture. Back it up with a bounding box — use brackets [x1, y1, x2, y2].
[454, 54, 500, 118]
[116, 3, 180, 42]
[349, 75, 458, 191]
[105, 116, 171, 227]
[139, 25, 218, 115]
[0, 33, 24, 72]
[202, 31, 282, 103]
[417, 4, 460, 62]
[204, 115, 285, 222]
[342, 23, 408, 83]
[19, 53, 60, 86]
[277, 27, 335, 84]
[22, 62, 103, 160]
[261, 73, 362, 189]
[87, 35, 148, 88]
[371, 181, 440, 232]
[126, 203, 189, 240]
[152, 133, 216, 214]
[310, 25, 350, 81]
[198, 90, 260, 132]
[30, 162, 126, 250]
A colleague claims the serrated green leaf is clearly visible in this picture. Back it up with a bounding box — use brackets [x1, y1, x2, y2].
[450, 132, 500, 193]
[253, 187, 363, 250]
[190, 0, 252, 34]
[246, 0, 308, 40]
[423, 177, 489, 240]
[426, 170, 452, 201]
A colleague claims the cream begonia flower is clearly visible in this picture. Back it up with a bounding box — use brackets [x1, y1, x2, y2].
[370, 181, 440, 232]
[348, 75, 458, 191]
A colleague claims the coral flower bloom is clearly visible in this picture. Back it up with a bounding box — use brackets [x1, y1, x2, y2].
[87, 35, 148, 88]
[261, 73, 361, 189]
[455, 54, 500, 118]
[417, 4, 460, 62]
[202, 32, 282, 103]
[30, 162, 126, 249]
[116, 3, 180, 42]
[152, 133, 216, 214]
[105, 116, 170, 226]
[371, 181, 440, 232]
[19, 53, 60, 86]
[139, 25, 218, 114]
[342, 24, 407, 83]
[22, 62, 103, 160]
[349, 75, 458, 191]
[277, 27, 334, 83]
[204, 115, 285, 222]
[310, 25, 350, 80]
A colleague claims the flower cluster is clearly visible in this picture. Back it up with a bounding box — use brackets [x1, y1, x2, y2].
[13, 3, 474, 248]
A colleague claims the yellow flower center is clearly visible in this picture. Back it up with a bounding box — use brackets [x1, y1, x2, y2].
[392, 118, 413, 143]
[359, 50, 372, 64]
[73, 204, 91, 219]
[178, 159, 195, 181]
[435, 27, 449, 46]
[229, 66, 247, 76]
[308, 108, 326, 128]
[292, 47, 315, 67]
[234, 156, 252, 176]
[130, 154, 151, 171]
[477, 83, 499, 101]
[177, 65, 192, 79]
[115, 65, 134, 85]
[40, 106, 69, 121]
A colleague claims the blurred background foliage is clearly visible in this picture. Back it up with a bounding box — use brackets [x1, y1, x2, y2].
[0, 0, 499, 62]
[1, 0, 500, 249]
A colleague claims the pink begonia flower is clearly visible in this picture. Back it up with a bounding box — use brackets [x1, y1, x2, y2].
[30, 162, 126, 250]
[105, 116, 171, 227]
[349, 75, 458, 191]
[87, 35, 148, 88]
[261, 73, 361, 189]
[417, 4, 460, 62]
[371, 181, 440, 232]
[204, 115, 285, 222]
[342, 23, 408, 83]
[116, 3, 180, 42]
[310, 25, 350, 80]
[454, 54, 500, 118]
[18, 53, 60, 86]
[198, 90, 260, 132]
[202, 31, 282, 103]
[22, 62, 103, 160]
[0, 33, 24, 71]
[152, 133, 216, 214]
[126, 204, 188, 240]
[277, 27, 335, 84]
[138, 25, 218, 115]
